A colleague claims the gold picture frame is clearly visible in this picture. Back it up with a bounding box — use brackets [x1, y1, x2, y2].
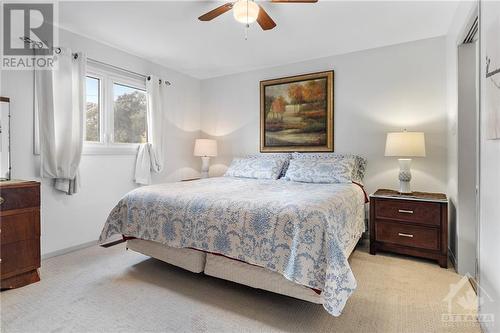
[260, 70, 334, 152]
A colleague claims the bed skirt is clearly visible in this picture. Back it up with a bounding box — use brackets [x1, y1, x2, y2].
[125, 229, 362, 305]
[127, 239, 206, 273]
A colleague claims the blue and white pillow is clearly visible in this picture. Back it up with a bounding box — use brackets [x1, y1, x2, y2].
[284, 158, 355, 184]
[292, 152, 367, 183]
[224, 157, 287, 180]
[244, 153, 292, 178]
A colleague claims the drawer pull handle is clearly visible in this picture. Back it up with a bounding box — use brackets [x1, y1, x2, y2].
[398, 233, 414, 238]
[0, 196, 3, 205]
[398, 209, 414, 214]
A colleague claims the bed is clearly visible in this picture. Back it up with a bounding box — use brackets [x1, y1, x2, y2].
[99, 173, 367, 316]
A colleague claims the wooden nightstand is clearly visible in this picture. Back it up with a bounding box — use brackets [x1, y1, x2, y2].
[0, 180, 41, 289]
[369, 189, 448, 268]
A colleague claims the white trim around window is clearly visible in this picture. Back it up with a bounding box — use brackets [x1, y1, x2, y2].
[83, 63, 147, 155]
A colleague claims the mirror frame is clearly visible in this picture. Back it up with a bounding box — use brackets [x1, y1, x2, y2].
[0, 96, 11, 181]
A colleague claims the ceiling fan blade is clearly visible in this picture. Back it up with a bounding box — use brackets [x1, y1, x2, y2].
[271, 0, 318, 2]
[256, 5, 276, 30]
[198, 3, 233, 21]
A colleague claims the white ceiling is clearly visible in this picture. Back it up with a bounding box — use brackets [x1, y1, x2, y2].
[59, 1, 459, 79]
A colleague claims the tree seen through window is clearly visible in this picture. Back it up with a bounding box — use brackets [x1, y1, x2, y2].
[113, 83, 147, 144]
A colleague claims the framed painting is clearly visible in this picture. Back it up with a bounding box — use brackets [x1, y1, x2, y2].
[260, 70, 334, 152]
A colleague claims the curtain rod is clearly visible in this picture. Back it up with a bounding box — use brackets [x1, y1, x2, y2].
[21, 37, 172, 86]
[87, 58, 171, 86]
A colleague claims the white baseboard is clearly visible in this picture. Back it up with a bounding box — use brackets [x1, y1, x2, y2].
[42, 240, 98, 260]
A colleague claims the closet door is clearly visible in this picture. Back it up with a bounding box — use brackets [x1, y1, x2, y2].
[457, 41, 478, 277]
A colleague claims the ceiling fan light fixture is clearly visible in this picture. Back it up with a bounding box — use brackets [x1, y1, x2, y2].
[233, 0, 260, 24]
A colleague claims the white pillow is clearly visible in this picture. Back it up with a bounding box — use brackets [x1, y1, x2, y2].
[284, 158, 354, 183]
[244, 153, 292, 178]
[224, 157, 287, 180]
[292, 152, 367, 183]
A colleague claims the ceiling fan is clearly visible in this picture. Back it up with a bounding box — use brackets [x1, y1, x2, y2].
[198, 0, 318, 31]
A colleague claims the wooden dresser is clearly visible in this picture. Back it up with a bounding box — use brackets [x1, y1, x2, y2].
[369, 189, 448, 268]
[0, 180, 41, 289]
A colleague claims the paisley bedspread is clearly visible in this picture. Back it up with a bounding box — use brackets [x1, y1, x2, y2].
[99, 177, 366, 316]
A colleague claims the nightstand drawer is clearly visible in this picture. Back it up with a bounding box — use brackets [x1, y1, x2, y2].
[375, 221, 439, 251]
[1, 210, 40, 245]
[0, 184, 40, 211]
[374, 199, 441, 226]
[1, 239, 41, 279]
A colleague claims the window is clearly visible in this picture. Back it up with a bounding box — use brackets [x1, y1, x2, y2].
[85, 76, 101, 142]
[113, 83, 147, 144]
[84, 65, 147, 154]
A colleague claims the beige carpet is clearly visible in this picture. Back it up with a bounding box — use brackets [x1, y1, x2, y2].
[1, 240, 480, 333]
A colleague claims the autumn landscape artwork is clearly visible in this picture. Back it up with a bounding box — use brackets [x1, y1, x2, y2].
[260, 71, 333, 152]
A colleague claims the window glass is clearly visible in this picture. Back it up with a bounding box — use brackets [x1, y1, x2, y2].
[113, 83, 147, 144]
[85, 76, 100, 142]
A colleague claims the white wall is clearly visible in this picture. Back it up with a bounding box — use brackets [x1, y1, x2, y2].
[0, 29, 201, 256]
[479, 1, 500, 331]
[201, 37, 448, 196]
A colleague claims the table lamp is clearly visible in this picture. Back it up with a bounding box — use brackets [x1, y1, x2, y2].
[194, 139, 217, 178]
[385, 131, 426, 194]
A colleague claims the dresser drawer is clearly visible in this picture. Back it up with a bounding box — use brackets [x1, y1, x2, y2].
[0, 184, 40, 211]
[1, 239, 41, 279]
[375, 221, 439, 251]
[374, 199, 441, 226]
[1, 210, 40, 245]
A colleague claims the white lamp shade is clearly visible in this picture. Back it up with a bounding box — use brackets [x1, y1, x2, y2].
[194, 139, 218, 157]
[233, 0, 259, 23]
[385, 132, 426, 157]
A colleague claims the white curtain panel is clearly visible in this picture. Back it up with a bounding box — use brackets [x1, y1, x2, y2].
[35, 48, 86, 194]
[134, 75, 166, 185]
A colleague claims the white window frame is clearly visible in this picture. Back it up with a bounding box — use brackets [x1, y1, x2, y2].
[83, 63, 147, 155]
[83, 73, 104, 145]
